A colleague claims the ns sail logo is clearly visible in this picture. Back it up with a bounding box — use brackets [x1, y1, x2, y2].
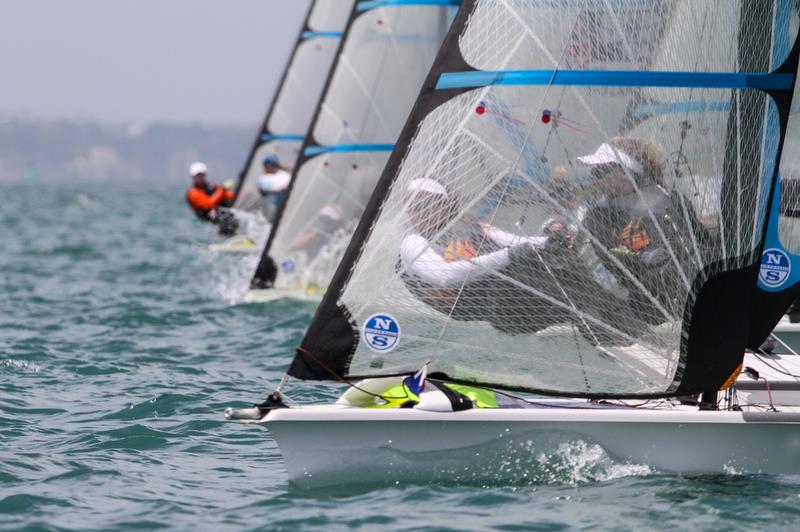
[760, 248, 791, 288]
[363, 313, 400, 353]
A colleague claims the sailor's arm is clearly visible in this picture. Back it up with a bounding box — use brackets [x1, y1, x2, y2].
[400, 234, 511, 288]
[479, 223, 548, 248]
[187, 186, 224, 210]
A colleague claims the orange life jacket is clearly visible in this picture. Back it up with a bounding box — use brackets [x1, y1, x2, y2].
[186, 184, 234, 217]
[613, 218, 651, 251]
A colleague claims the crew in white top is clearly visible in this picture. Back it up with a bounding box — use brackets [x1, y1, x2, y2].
[398, 178, 550, 288]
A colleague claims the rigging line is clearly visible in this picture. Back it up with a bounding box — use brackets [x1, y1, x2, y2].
[459, 126, 675, 322]
[753, 351, 800, 380]
[295, 347, 414, 400]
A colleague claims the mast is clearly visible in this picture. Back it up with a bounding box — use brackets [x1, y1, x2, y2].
[232, 0, 353, 212]
[290, 0, 800, 399]
[249, 0, 459, 289]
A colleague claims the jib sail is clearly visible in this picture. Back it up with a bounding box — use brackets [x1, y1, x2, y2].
[233, 0, 354, 214]
[249, 0, 459, 291]
[291, 0, 800, 398]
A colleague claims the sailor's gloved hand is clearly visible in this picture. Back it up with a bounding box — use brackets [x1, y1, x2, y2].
[542, 219, 576, 250]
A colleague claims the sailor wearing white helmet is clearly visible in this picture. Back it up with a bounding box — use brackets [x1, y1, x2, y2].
[578, 137, 711, 325]
[288, 203, 346, 260]
[185, 161, 238, 235]
[397, 174, 655, 342]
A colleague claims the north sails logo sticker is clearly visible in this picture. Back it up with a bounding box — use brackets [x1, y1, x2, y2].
[760, 248, 791, 288]
[362, 313, 400, 352]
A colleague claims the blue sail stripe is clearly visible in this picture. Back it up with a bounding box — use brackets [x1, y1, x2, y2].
[301, 31, 344, 40]
[357, 0, 461, 12]
[436, 70, 794, 91]
[260, 134, 306, 143]
[632, 100, 731, 118]
[304, 143, 396, 156]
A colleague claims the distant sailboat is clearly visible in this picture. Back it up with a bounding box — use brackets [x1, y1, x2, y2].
[230, 0, 354, 225]
[228, 0, 800, 486]
[245, 0, 458, 301]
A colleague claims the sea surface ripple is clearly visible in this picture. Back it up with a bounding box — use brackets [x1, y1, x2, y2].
[2, 183, 800, 531]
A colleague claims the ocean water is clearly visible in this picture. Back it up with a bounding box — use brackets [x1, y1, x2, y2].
[3, 182, 800, 531]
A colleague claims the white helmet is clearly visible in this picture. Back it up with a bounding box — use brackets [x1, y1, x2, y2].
[189, 161, 208, 177]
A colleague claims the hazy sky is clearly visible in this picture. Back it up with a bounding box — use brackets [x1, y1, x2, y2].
[0, 0, 310, 126]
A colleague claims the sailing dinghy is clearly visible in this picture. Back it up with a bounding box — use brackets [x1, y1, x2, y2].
[216, 0, 353, 255]
[245, 0, 458, 302]
[228, 0, 800, 485]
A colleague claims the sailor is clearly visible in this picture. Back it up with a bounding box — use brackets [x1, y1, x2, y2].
[185, 161, 238, 235]
[398, 174, 651, 344]
[288, 203, 346, 261]
[577, 137, 710, 323]
[257, 154, 292, 221]
[399, 177, 609, 336]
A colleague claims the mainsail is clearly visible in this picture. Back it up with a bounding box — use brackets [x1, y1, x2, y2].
[291, 0, 800, 398]
[233, 0, 354, 214]
[249, 0, 459, 291]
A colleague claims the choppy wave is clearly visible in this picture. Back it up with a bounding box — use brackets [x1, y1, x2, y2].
[2, 183, 800, 530]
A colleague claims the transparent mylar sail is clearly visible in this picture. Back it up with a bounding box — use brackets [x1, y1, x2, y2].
[234, 0, 354, 213]
[261, 3, 455, 292]
[296, 0, 800, 397]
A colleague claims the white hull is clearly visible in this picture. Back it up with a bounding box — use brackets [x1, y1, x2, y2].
[259, 406, 800, 486]
[244, 287, 324, 304]
[229, 353, 800, 487]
